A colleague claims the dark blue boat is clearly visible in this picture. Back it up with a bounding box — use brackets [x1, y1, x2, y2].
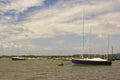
[72, 58, 112, 65]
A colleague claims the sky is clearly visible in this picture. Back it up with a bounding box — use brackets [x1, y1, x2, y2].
[0, 0, 120, 55]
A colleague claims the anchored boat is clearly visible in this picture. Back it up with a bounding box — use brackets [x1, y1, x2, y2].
[72, 9, 112, 66]
[72, 58, 112, 65]
[11, 57, 26, 60]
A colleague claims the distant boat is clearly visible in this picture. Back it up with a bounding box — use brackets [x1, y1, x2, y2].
[61, 57, 72, 61]
[108, 46, 115, 61]
[11, 57, 26, 60]
[72, 58, 112, 65]
[116, 56, 120, 60]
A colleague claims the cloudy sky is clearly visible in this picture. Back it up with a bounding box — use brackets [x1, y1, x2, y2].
[0, 0, 120, 55]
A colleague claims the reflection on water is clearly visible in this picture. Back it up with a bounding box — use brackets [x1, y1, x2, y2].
[0, 59, 120, 80]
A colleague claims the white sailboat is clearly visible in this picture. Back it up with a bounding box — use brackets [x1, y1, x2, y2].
[72, 9, 112, 65]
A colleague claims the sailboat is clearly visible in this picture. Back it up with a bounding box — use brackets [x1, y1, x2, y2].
[72, 58, 112, 65]
[72, 34, 112, 65]
[72, 33, 112, 65]
[72, 9, 112, 65]
[108, 46, 115, 61]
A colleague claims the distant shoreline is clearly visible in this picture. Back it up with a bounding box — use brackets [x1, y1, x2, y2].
[0, 53, 120, 60]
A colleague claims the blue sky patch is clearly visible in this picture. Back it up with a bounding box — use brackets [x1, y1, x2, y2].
[44, 0, 58, 7]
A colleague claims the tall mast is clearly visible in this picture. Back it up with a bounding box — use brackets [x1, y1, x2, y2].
[82, 8, 85, 49]
[89, 26, 92, 58]
[106, 34, 110, 59]
[111, 46, 114, 59]
[81, 8, 85, 58]
[106, 21, 110, 59]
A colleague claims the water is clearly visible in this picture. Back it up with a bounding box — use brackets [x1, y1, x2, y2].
[0, 59, 120, 80]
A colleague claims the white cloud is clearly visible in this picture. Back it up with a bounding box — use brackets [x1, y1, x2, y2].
[1, 0, 120, 38]
[21, 0, 120, 39]
[43, 47, 53, 51]
[97, 34, 105, 39]
[0, 0, 120, 42]
[0, 0, 120, 55]
[0, 0, 120, 39]
[0, 0, 44, 12]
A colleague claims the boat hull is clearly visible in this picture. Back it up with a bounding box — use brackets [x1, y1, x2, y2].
[11, 57, 26, 60]
[116, 59, 120, 60]
[72, 59, 112, 65]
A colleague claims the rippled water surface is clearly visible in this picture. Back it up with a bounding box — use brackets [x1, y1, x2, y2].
[0, 59, 120, 80]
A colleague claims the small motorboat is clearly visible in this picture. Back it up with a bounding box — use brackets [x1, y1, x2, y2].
[11, 57, 26, 60]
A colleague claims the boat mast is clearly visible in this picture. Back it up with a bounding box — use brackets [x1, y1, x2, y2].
[81, 8, 85, 58]
[106, 32, 110, 60]
[89, 26, 92, 58]
[82, 9, 85, 49]
[111, 46, 114, 59]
